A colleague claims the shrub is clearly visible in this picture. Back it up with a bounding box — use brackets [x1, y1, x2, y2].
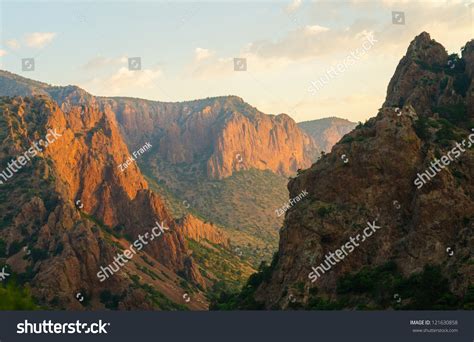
[0, 238, 6, 257]
[30, 248, 48, 262]
[0, 281, 39, 310]
[8, 240, 22, 256]
[414, 117, 430, 140]
[99, 290, 123, 310]
[453, 74, 471, 97]
[433, 103, 468, 126]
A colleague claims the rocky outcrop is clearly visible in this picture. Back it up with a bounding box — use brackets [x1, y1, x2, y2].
[177, 214, 229, 247]
[250, 33, 474, 309]
[0, 94, 207, 309]
[298, 117, 356, 153]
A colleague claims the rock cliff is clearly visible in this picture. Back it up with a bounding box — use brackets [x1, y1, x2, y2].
[222, 33, 474, 310]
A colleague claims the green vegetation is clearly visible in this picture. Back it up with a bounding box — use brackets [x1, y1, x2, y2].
[30, 248, 49, 262]
[128, 276, 188, 310]
[433, 103, 468, 127]
[210, 252, 278, 310]
[187, 239, 253, 295]
[0, 238, 6, 257]
[99, 290, 125, 310]
[415, 59, 444, 73]
[308, 263, 467, 310]
[414, 116, 430, 141]
[0, 281, 39, 310]
[212, 261, 472, 310]
[454, 74, 471, 97]
[142, 158, 286, 266]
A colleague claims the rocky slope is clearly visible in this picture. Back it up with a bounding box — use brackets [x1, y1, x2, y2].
[0, 78, 257, 309]
[0, 71, 322, 267]
[298, 117, 357, 153]
[0, 94, 213, 309]
[216, 33, 474, 310]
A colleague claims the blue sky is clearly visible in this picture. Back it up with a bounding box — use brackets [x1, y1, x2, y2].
[0, 0, 472, 122]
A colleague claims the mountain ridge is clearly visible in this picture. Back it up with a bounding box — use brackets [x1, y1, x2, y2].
[212, 32, 474, 310]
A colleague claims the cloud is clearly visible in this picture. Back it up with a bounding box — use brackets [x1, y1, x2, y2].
[285, 0, 303, 13]
[6, 39, 20, 50]
[194, 48, 214, 61]
[304, 25, 330, 35]
[83, 66, 163, 95]
[246, 1, 471, 62]
[24, 32, 56, 48]
[0, 50, 6, 57]
[81, 55, 126, 70]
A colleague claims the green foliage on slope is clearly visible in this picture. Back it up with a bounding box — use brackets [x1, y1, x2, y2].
[0, 281, 39, 310]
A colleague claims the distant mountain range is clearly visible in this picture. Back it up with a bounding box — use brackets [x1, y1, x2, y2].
[0, 69, 354, 309]
[298, 118, 357, 153]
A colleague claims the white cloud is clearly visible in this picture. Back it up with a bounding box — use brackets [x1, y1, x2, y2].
[304, 25, 329, 35]
[194, 48, 214, 61]
[246, 1, 471, 62]
[84, 66, 163, 95]
[24, 32, 56, 48]
[81, 55, 127, 70]
[285, 0, 302, 13]
[6, 39, 20, 50]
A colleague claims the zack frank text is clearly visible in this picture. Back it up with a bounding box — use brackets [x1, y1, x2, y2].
[118, 142, 152, 172]
[275, 189, 308, 217]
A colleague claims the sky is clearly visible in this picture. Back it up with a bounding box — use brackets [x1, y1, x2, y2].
[0, 0, 472, 123]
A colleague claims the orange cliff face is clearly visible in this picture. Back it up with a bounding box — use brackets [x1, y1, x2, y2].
[177, 214, 230, 247]
[0, 92, 203, 287]
[206, 112, 315, 179]
[98, 96, 318, 179]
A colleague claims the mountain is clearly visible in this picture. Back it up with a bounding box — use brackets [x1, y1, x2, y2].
[95, 95, 319, 265]
[298, 118, 357, 153]
[0, 73, 254, 310]
[99, 96, 317, 179]
[213, 33, 474, 310]
[0, 71, 321, 266]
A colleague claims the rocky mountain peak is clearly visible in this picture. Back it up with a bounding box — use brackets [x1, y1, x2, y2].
[217, 34, 474, 311]
[383, 31, 468, 118]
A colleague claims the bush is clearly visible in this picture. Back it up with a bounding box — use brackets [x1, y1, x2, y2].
[30, 248, 48, 262]
[414, 117, 430, 140]
[453, 74, 471, 97]
[8, 240, 22, 256]
[99, 290, 123, 310]
[0, 281, 39, 309]
[335, 263, 460, 310]
[433, 103, 468, 126]
[0, 238, 6, 257]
